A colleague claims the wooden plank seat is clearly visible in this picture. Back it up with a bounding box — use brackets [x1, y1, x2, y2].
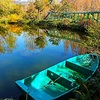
[65, 61, 93, 77]
[47, 70, 76, 89]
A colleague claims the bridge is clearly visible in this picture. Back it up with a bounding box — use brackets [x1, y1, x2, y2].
[46, 11, 100, 22]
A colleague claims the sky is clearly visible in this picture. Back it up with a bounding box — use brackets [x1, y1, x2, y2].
[21, 0, 29, 1]
[16, 0, 61, 2]
[17, 0, 59, 1]
[18, 0, 28, 1]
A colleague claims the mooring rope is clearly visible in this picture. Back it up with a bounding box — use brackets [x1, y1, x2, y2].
[43, 74, 62, 89]
[26, 87, 32, 100]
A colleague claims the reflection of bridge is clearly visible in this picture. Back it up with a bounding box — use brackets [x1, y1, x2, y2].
[46, 30, 81, 42]
[46, 11, 100, 22]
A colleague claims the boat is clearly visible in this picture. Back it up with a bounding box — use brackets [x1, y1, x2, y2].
[15, 53, 99, 100]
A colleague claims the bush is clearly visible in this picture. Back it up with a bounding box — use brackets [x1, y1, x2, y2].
[7, 14, 22, 23]
[86, 71, 100, 100]
[78, 19, 94, 31]
[60, 18, 71, 25]
[36, 19, 60, 28]
[80, 20, 100, 53]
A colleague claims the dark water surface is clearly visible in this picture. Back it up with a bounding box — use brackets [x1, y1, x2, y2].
[0, 25, 87, 99]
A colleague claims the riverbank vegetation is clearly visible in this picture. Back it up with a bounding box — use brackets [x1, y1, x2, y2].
[0, 0, 100, 24]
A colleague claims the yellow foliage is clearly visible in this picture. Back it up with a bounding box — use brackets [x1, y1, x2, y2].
[89, 14, 92, 19]
[94, 14, 98, 19]
[7, 14, 21, 22]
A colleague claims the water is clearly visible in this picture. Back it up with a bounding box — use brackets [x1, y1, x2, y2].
[0, 25, 87, 99]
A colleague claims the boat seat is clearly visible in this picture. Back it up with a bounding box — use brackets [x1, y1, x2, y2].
[47, 70, 76, 89]
[65, 61, 93, 77]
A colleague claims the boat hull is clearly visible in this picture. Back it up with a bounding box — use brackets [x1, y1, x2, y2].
[15, 54, 99, 100]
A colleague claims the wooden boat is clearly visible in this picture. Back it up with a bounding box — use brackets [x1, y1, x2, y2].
[15, 53, 99, 100]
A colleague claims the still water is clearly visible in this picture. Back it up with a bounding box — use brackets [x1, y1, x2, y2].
[0, 25, 87, 99]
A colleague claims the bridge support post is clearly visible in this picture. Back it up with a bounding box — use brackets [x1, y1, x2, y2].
[73, 13, 76, 21]
[96, 12, 99, 23]
[66, 12, 68, 18]
[78, 13, 80, 21]
[92, 13, 94, 20]
[87, 13, 89, 19]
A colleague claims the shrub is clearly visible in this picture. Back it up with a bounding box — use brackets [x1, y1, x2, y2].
[36, 19, 60, 27]
[78, 19, 94, 31]
[7, 14, 22, 23]
[60, 18, 71, 25]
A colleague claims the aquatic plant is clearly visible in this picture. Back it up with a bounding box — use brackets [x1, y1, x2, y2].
[74, 84, 90, 100]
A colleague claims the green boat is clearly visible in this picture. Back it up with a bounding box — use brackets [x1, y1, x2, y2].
[15, 53, 99, 100]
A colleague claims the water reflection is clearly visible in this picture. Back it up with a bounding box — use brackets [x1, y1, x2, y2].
[0, 24, 88, 99]
[0, 24, 86, 54]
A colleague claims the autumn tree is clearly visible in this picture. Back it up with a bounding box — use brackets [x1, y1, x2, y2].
[24, 2, 38, 21]
[0, 0, 16, 15]
[89, 0, 100, 11]
[0, 0, 24, 23]
[50, 3, 61, 12]
[60, 0, 74, 12]
[34, 0, 49, 20]
[68, 0, 100, 12]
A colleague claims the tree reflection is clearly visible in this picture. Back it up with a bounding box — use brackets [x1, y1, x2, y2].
[49, 37, 60, 45]
[34, 36, 47, 49]
[0, 25, 8, 38]
[0, 24, 22, 53]
[46, 29, 88, 54]
[5, 33, 17, 53]
[8, 25, 22, 36]
[64, 40, 88, 54]
[0, 36, 5, 53]
[24, 33, 38, 51]
[23, 29, 47, 51]
[64, 40, 79, 53]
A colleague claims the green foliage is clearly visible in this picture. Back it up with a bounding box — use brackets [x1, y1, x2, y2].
[74, 85, 90, 100]
[0, 25, 7, 33]
[78, 19, 94, 31]
[37, 19, 61, 28]
[34, 0, 45, 12]
[60, 0, 74, 12]
[71, 72, 100, 100]
[80, 20, 100, 52]
[34, 36, 47, 49]
[60, 18, 71, 25]
[7, 14, 22, 23]
[24, 3, 38, 22]
[69, 74, 91, 100]
[0, 0, 19, 15]
[50, 3, 61, 12]
[0, 9, 3, 16]
[86, 72, 100, 99]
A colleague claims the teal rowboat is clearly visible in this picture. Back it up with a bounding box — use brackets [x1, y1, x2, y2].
[15, 54, 99, 100]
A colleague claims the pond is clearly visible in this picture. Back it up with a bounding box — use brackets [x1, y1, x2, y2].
[0, 25, 87, 99]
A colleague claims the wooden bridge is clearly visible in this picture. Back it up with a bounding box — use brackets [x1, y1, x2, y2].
[46, 11, 100, 22]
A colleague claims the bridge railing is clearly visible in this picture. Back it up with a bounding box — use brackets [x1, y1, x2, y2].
[46, 11, 100, 22]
